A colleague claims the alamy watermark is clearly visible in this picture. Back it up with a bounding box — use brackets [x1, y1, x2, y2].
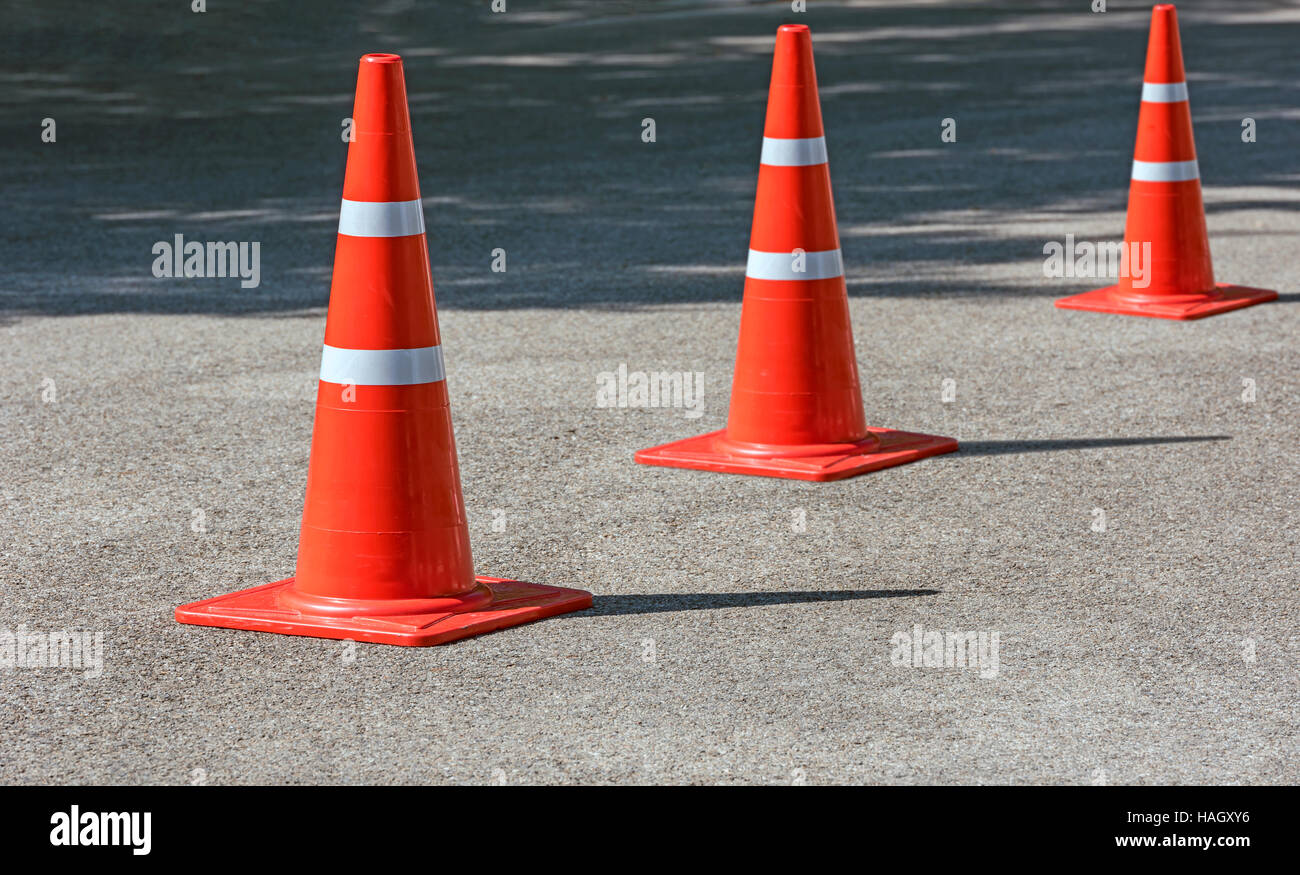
[597, 363, 703, 419]
[891, 624, 1000, 679]
[1, 625, 104, 678]
[152, 234, 260, 289]
[50, 805, 150, 855]
[1043, 234, 1150, 289]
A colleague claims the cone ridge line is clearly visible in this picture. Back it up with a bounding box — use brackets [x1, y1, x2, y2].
[318, 344, 445, 386]
[760, 136, 828, 167]
[746, 248, 844, 281]
[338, 198, 426, 238]
[1130, 158, 1199, 182]
[1141, 81, 1188, 102]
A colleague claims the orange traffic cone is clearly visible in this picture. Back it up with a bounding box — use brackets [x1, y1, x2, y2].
[635, 25, 956, 482]
[1055, 4, 1277, 319]
[176, 54, 591, 646]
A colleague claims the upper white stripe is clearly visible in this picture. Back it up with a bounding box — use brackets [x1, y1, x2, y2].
[338, 199, 426, 237]
[1141, 81, 1189, 103]
[746, 248, 844, 281]
[1131, 159, 1200, 182]
[319, 345, 445, 385]
[760, 136, 828, 167]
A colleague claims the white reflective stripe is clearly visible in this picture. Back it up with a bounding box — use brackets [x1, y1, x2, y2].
[319, 345, 445, 385]
[1131, 159, 1200, 182]
[1141, 81, 1189, 102]
[745, 248, 844, 280]
[337, 199, 426, 237]
[760, 136, 828, 166]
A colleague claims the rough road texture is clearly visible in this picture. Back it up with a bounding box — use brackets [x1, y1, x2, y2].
[1, 0, 1296, 784]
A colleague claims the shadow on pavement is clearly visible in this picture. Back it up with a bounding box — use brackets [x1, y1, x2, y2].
[955, 435, 1231, 456]
[584, 588, 938, 616]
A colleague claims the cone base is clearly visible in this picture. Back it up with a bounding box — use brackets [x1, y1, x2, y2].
[635, 427, 958, 482]
[176, 576, 592, 646]
[1055, 282, 1277, 320]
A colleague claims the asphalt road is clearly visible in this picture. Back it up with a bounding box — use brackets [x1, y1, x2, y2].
[0, 0, 1296, 784]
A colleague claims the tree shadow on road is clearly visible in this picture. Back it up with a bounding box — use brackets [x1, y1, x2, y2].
[2, 0, 1294, 320]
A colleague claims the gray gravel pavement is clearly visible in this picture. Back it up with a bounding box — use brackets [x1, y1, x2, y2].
[0, 0, 1296, 784]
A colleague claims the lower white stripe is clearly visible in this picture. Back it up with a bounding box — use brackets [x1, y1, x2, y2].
[338, 199, 426, 237]
[1131, 159, 1199, 182]
[760, 136, 828, 167]
[319, 345, 445, 385]
[1141, 81, 1189, 103]
[746, 248, 843, 281]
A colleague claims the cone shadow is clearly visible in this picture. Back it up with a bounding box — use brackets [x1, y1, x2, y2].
[956, 435, 1230, 457]
[584, 589, 937, 617]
